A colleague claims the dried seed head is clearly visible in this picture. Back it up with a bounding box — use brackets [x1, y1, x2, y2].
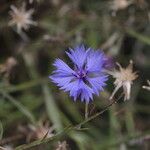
[114, 60, 138, 82]
[110, 0, 133, 11]
[0, 57, 18, 79]
[109, 60, 138, 101]
[9, 3, 37, 34]
[28, 121, 54, 140]
[55, 141, 69, 150]
[34, 125, 54, 139]
[18, 121, 54, 142]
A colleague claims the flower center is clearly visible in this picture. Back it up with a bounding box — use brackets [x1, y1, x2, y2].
[75, 69, 87, 79]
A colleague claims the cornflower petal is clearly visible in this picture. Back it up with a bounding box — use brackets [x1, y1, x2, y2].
[87, 76, 108, 95]
[52, 58, 75, 75]
[50, 75, 74, 88]
[86, 50, 105, 73]
[61, 80, 94, 103]
[66, 45, 89, 69]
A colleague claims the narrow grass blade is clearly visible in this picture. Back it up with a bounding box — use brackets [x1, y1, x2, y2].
[42, 83, 63, 132]
[127, 29, 150, 45]
[0, 91, 36, 124]
[0, 121, 3, 140]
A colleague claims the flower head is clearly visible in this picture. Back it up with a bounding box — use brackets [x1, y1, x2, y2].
[142, 80, 150, 91]
[0, 57, 18, 80]
[9, 3, 37, 34]
[110, 0, 133, 11]
[28, 123, 54, 140]
[108, 60, 138, 101]
[50, 45, 110, 103]
[56, 141, 69, 150]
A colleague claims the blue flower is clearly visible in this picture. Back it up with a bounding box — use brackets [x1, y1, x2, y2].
[49, 45, 111, 103]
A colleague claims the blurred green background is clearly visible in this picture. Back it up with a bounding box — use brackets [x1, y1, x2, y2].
[0, 0, 150, 149]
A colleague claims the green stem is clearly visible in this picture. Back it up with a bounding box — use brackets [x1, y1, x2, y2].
[85, 102, 88, 120]
[0, 78, 48, 93]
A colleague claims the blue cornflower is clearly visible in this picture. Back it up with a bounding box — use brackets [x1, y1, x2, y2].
[49, 45, 110, 103]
